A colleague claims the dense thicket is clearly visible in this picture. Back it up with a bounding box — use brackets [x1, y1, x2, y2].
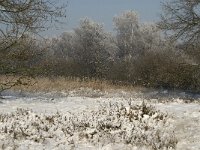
[1, 11, 200, 92]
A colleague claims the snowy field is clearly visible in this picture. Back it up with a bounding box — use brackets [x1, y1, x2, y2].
[0, 88, 200, 150]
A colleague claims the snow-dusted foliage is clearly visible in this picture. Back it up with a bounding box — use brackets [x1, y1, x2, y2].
[113, 11, 162, 59]
[41, 18, 118, 77]
[73, 18, 117, 77]
[0, 101, 177, 150]
[114, 11, 140, 58]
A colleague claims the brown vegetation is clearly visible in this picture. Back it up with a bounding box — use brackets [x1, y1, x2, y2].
[0, 75, 144, 93]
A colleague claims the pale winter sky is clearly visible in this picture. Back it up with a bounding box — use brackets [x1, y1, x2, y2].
[47, 0, 164, 36]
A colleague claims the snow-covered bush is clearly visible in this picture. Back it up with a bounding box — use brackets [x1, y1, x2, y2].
[0, 101, 177, 149]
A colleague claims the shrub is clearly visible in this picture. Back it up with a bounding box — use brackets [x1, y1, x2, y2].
[0, 101, 177, 149]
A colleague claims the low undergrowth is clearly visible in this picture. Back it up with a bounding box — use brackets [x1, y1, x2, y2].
[0, 101, 177, 149]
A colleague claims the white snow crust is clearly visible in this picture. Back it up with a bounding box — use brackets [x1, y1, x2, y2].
[0, 89, 199, 150]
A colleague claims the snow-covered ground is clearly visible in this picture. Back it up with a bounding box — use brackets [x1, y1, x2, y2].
[0, 89, 200, 150]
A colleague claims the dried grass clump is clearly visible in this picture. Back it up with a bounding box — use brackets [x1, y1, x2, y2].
[0, 101, 177, 149]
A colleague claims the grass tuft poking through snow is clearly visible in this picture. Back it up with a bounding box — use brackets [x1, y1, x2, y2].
[0, 101, 177, 150]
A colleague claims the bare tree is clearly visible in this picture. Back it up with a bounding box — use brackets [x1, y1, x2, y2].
[159, 0, 200, 43]
[0, 0, 66, 51]
[0, 0, 67, 95]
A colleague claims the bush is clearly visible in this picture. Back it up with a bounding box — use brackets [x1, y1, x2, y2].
[0, 101, 177, 149]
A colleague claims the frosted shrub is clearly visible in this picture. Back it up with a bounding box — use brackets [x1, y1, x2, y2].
[81, 101, 177, 149]
[0, 101, 177, 149]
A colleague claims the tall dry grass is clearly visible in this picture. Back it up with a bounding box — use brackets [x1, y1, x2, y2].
[0, 75, 144, 93]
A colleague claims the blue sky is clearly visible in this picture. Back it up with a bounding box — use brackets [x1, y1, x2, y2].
[49, 0, 163, 36]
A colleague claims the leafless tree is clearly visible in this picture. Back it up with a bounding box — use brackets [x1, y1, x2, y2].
[159, 0, 200, 44]
[0, 0, 67, 95]
[0, 0, 66, 51]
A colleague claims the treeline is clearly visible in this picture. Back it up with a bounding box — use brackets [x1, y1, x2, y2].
[1, 11, 200, 92]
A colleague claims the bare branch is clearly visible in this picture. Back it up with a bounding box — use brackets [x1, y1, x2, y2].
[159, 0, 200, 44]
